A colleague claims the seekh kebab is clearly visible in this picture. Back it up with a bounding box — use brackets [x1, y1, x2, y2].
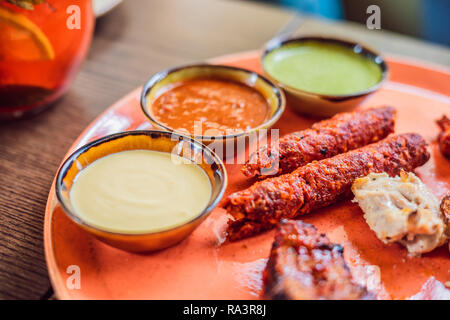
[226, 133, 430, 241]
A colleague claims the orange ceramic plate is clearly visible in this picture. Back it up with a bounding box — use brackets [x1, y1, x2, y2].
[44, 51, 450, 300]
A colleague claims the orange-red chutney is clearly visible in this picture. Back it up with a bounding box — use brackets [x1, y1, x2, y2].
[151, 79, 270, 135]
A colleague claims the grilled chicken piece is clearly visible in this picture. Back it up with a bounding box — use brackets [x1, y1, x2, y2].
[440, 194, 450, 252]
[352, 171, 447, 255]
[436, 115, 450, 158]
[263, 220, 373, 300]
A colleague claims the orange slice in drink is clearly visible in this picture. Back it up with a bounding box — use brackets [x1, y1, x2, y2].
[0, 6, 55, 61]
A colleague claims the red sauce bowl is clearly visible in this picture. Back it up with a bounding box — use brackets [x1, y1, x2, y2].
[140, 64, 285, 158]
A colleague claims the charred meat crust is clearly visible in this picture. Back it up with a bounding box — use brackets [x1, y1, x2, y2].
[263, 220, 373, 300]
[441, 194, 450, 219]
[436, 115, 450, 158]
[242, 106, 396, 178]
[226, 133, 430, 241]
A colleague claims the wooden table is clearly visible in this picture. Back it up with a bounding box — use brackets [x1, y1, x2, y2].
[0, 0, 449, 300]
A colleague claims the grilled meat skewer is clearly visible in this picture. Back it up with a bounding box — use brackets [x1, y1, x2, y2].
[242, 106, 396, 178]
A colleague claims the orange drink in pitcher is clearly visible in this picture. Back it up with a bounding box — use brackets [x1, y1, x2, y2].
[0, 0, 94, 119]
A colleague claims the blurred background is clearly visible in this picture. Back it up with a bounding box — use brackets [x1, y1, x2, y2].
[249, 0, 449, 46]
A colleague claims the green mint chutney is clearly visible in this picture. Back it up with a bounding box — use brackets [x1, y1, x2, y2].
[263, 41, 383, 96]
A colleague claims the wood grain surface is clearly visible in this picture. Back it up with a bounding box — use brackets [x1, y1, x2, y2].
[0, 0, 448, 300]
